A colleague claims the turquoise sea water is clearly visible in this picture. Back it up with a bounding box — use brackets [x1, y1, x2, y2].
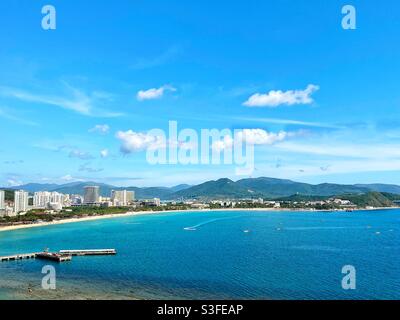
[0, 210, 399, 300]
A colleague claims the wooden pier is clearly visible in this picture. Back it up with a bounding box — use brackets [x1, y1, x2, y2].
[0, 253, 38, 262]
[36, 252, 72, 262]
[0, 248, 116, 263]
[59, 249, 117, 256]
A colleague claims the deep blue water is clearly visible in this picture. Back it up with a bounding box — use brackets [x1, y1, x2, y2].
[0, 210, 399, 299]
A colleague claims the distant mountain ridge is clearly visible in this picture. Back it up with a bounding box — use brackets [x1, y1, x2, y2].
[173, 178, 374, 199]
[3, 177, 400, 200]
[3, 182, 193, 199]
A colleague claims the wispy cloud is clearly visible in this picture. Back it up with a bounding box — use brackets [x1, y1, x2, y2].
[0, 106, 39, 126]
[68, 149, 94, 160]
[79, 162, 104, 173]
[0, 84, 123, 118]
[131, 45, 183, 70]
[3, 160, 24, 165]
[274, 141, 400, 159]
[137, 85, 177, 101]
[89, 124, 110, 134]
[243, 84, 319, 107]
[60, 174, 84, 182]
[7, 178, 23, 187]
[236, 117, 344, 129]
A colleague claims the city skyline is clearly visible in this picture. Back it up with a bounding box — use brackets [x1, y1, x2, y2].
[2, 0, 400, 187]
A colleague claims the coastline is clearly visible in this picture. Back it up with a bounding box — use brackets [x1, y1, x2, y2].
[0, 208, 267, 233]
[0, 206, 398, 233]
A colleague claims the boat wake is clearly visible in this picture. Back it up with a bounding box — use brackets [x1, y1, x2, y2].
[183, 227, 197, 231]
[183, 216, 241, 231]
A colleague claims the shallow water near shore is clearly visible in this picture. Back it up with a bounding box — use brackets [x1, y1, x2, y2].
[0, 209, 399, 300]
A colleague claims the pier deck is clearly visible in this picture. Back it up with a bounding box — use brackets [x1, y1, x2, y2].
[36, 252, 72, 262]
[0, 253, 39, 262]
[59, 249, 117, 256]
[0, 248, 116, 263]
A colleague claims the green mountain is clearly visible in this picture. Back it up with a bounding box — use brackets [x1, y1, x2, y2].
[2, 189, 14, 201]
[236, 177, 315, 197]
[170, 184, 193, 192]
[276, 192, 396, 208]
[51, 182, 116, 196]
[4, 182, 179, 199]
[4, 177, 400, 201]
[122, 186, 175, 199]
[275, 194, 329, 202]
[174, 177, 372, 199]
[354, 184, 400, 194]
[7, 183, 59, 193]
[236, 177, 369, 197]
[339, 192, 395, 208]
[173, 178, 262, 199]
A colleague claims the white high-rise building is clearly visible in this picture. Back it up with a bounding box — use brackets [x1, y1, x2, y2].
[0, 190, 5, 210]
[14, 190, 29, 214]
[33, 191, 65, 208]
[71, 194, 84, 205]
[111, 190, 135, 206]
[84, 186, 100, 204]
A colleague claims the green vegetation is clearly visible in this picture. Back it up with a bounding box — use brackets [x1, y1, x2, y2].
[0, 204, 193, 227]
[339, 192, 394, 208]
[1, 191, 398, 228]
[7, 178, 400, 200]
[3, 190, 14, 201]
[174, 178, 262, 200]
[381, 192, 400, 201]
[275, 194, 329, 202]
[0, 211, 54, 224]
[173, 177, 374, 199]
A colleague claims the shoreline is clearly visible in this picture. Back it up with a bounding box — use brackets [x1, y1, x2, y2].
[0, 206, 398, 233]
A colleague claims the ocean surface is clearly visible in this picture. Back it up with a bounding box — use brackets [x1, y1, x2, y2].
[0, 209, 399, 300]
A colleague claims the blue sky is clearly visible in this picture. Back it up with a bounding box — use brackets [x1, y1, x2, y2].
[1, 0, 400, 187]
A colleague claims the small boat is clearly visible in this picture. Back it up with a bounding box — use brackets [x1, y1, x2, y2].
[184, 227, 197, 231]
[243, 230, 250, 233]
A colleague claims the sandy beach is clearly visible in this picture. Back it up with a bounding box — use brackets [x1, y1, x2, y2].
[0, 208, 277, 233]
[0, 210, 165, 233]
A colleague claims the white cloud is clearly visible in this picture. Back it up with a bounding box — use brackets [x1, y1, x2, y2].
[238, 129, 288, 145]
[212, 129, 289, 151]
[116, 127, 292, 155]
[212, 135, 234, 152]
[137, 85, 176, 101]
[60, 175, 73, 181]
[89, 124, 110, 134]
[100, 149, 109, 158]
[116, 130, 165, 154]
[7, 179, 22, 187]
[243, 84, 319, 107]
[60, 174, 84, 182]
